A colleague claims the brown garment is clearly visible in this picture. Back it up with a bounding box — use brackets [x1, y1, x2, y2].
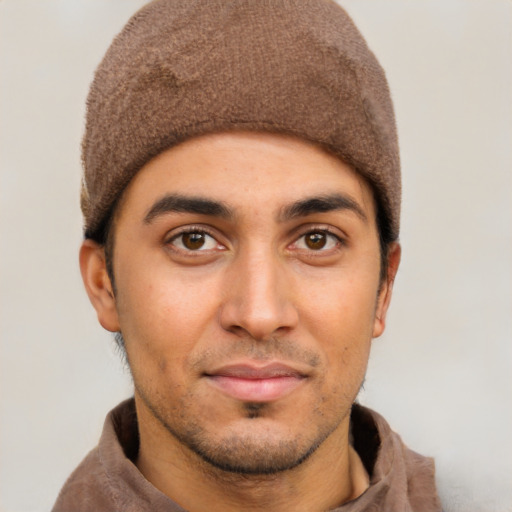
[52, 399, 442, 512]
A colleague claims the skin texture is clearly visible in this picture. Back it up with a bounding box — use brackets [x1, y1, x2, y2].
[80, 132, 400, 512]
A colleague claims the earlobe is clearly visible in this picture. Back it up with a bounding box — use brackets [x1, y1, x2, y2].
[79, 239, 120, 332]
[373, 242, 401, 338]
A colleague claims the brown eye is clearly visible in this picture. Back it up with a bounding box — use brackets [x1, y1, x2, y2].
[169, 231, 221, 251]
[182, 232, 206, 250]
[305, 232, 327, 250]
[292, 230, 340, 252]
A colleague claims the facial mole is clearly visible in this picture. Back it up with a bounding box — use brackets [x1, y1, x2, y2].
[158, 357, 167, 372]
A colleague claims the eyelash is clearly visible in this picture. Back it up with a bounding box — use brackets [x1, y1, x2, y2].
[164, 225, 345, 255]
[165, 226, 223, 253]
[290, 227, 345, 253]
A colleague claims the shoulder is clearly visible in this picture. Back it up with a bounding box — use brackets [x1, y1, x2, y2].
[52, 446, 116, 512]
[350, 403, 442, 512]
[51, 399, 137, 512]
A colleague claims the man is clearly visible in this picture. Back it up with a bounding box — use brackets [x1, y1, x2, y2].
[53, 0, 442, 510]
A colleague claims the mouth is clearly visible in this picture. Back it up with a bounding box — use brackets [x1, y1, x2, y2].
[204, 363, 307, 402]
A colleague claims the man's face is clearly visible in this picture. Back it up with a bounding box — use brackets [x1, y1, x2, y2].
[86, 132, 397, 474]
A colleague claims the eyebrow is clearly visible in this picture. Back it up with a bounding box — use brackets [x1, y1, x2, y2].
[143, 192, 367, 225]
[144, 194, 234, 223]
[278, 193, 368, 222]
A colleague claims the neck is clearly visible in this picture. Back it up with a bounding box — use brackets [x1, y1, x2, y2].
[135, 401, 369, 512]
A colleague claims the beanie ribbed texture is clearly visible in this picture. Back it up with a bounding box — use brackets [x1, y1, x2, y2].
[82, 0, 401, 240]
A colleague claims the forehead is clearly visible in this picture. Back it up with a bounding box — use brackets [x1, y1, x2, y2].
[116, 131, 376, 222]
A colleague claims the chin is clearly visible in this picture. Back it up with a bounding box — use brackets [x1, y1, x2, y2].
[175, 422, 326, 475]
[159, 402, 346, 476]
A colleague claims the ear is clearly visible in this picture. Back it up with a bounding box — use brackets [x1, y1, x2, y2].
[79, 239, 120, 332]
[373, 242, 401, 338]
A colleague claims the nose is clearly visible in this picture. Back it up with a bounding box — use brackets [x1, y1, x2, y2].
[219, 250, 299, 341]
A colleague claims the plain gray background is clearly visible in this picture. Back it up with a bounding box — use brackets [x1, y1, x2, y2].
[1, 1, 511, 511]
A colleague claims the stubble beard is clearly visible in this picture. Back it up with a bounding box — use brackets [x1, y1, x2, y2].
[127, 336, 366, 478]
[134, 381, 354, 478]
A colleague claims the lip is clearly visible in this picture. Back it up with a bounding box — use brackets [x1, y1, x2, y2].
[205, 363, 307, 402]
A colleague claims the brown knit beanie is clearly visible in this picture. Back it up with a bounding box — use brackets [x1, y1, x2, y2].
[82, 0, 400, 241]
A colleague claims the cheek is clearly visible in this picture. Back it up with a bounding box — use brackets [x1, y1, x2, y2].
[299, 271, 378, 380]
[302, 272, 378, 338]
[114, 261, 222, 370]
